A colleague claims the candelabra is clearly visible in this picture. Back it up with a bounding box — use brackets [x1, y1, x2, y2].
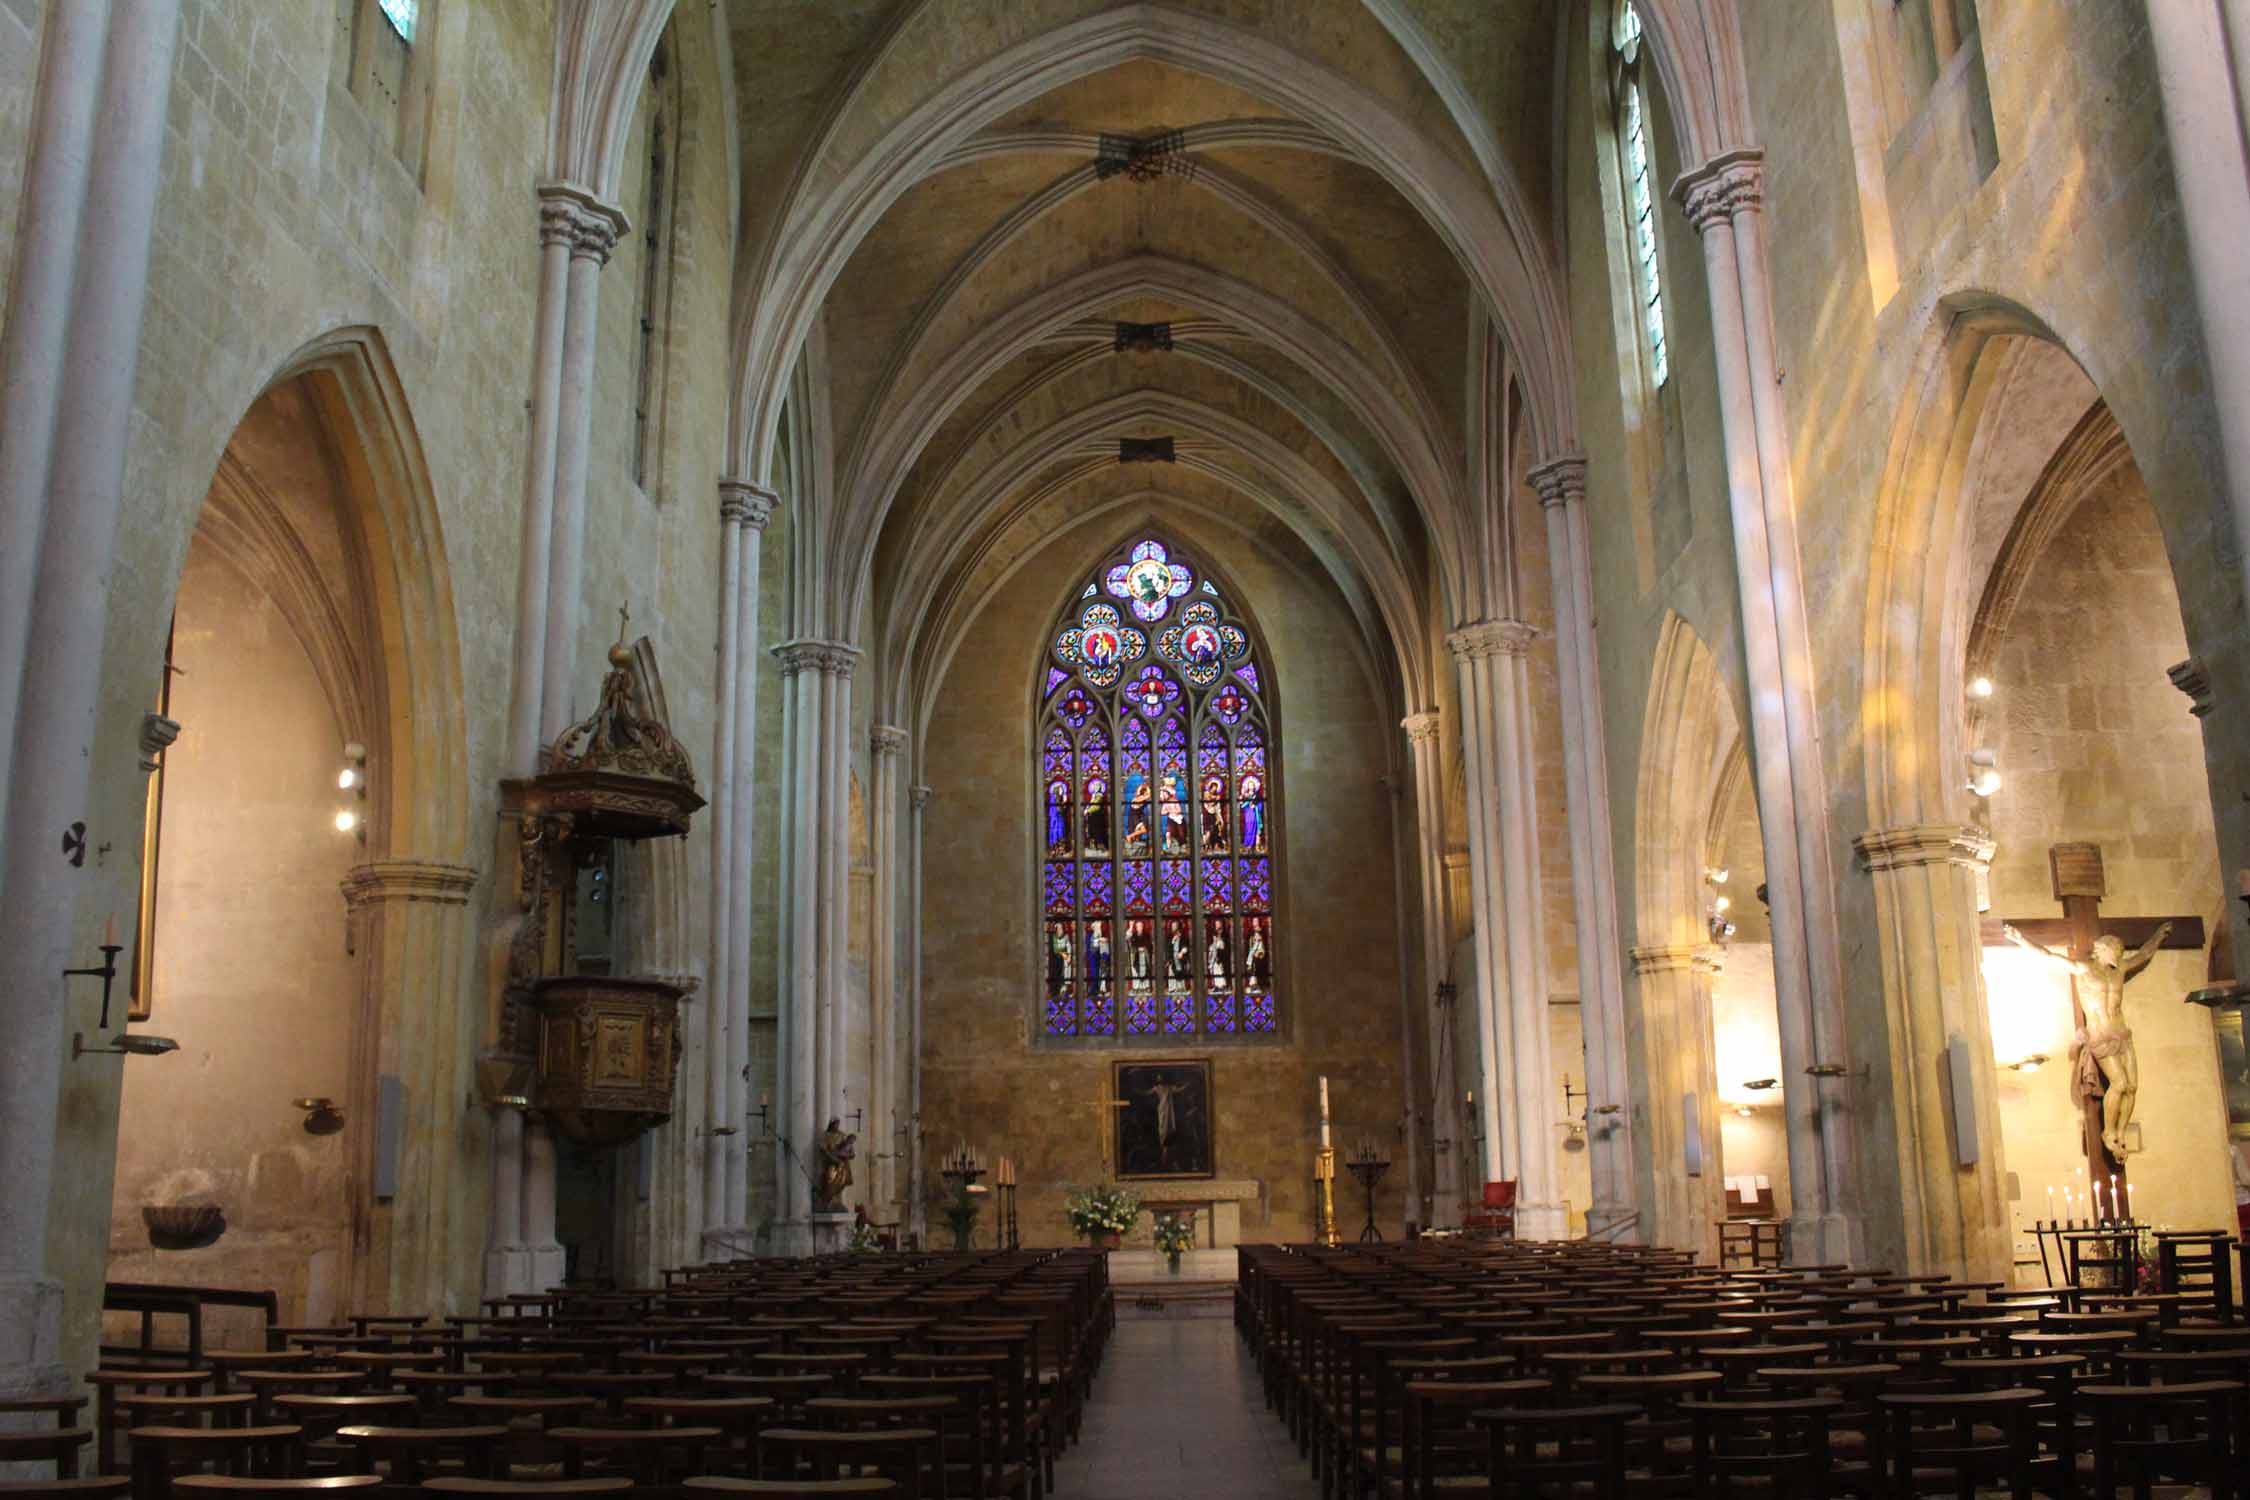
[939, 1144, 989, 1252]
[1345, 1138, 1392, 1243]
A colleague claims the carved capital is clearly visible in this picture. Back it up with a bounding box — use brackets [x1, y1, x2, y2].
[1672, 148, 1765, 233]
[139, 711, 181, 773]
[340, 859, 481, 909]
[1853, 824, 1996, 874]
[1400, 710, 1441, 744]
[871, 725, 908, 758]
[2169, 656, 2214, 717]
[910, 784, 934, 810]
[770, 638, 861, 680]
[1446, 618, 1540, 661]
[1527, 454, 1588, 511]
[1629, 943, 1723, 977]
[718, 476, 780, 531]
[536, 179, 629, 261]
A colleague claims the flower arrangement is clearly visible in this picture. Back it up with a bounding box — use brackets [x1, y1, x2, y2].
[1152, 1212, 1196, 1258]
[1064, 1182, 1142, 1238]
[942, 1183, 981, 1251]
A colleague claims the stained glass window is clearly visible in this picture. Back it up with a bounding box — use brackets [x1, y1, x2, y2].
[1036, 536, 1279, 1040]
[1616, 2, 1669, 387]
[377, 0, 416, 43]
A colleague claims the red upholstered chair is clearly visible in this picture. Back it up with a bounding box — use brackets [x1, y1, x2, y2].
[1462, 1181, 1517, 1239]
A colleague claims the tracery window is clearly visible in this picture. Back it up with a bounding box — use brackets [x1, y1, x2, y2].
[1037, 537, 1278, 1041]
[1614, 2, 1670, 387]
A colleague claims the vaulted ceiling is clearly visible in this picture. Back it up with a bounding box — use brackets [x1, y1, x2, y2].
[722, 1, 1568, 730]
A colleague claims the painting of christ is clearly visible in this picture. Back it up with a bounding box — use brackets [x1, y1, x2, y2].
[1114, 1059, 1214, 1179]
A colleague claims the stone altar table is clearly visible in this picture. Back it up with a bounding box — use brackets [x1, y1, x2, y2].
[1125, 1179, 1262, 1248]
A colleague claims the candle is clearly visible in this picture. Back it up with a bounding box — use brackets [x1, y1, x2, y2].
[2126, 1181, 2135, 1218]
[1318, 1075, 1332, 1151]
[104, 913, 117, 946]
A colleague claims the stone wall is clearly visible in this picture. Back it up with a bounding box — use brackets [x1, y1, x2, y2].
[918, 508, 1408, 1246]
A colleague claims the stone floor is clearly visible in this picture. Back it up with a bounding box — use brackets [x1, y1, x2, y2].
[1054, 1317, 1317, 1499]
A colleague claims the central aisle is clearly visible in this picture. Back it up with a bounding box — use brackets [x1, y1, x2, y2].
[1054, 1316, 1318, 1499]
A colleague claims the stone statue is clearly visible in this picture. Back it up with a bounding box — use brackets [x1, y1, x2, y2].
[814, 1117, 857, 1212]
[2004, 921, 2173, 1158]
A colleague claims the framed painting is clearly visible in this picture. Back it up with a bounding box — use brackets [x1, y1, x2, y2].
[1112, 1058, 1214, 1179]
[2215, 1006, 2250, 1140]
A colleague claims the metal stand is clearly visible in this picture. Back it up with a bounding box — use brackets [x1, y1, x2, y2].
[1347, 1153, 1391, 1242]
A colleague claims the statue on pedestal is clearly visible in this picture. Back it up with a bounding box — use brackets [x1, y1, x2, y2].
[814, 1117, 856, 1212]
[2005, 921, 2173, 1158]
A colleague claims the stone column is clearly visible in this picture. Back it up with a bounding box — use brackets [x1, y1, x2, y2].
[821, 656, 858, 1142]
[1853, 825, 2011, 1280]
[1529, 456, 1636, 1239]
[702, 492, 745, 1247]
[0, 0, 182, 1402]
[1401, 711, 1455, 1228]
[2145, 2, 2250, 629]
[1448, 619, 1564, 1239]
[719, 480, 776, 1234]
[869, 726, 907, 1221]
[907, 783, 932, 1245]
[0, 0, 110, 840]
[483, 1107, 528, 1295]
[769, 639, 859, 1240]
[538, 185, 627, 744]
[522, 1122, 564, 1290]
[1625, 945, 1726, 1254]
[1676, 151, 1862, 1264]
[503, 196, 579, 772]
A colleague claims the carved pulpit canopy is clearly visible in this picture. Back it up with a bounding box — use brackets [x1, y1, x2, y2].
[528, 638, 705, 839]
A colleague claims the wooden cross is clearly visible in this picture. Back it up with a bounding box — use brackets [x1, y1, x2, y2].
[1981, 841, 2205, 1189]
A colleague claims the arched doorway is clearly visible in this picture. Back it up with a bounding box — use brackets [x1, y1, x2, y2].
[104, 331, 471, 1343]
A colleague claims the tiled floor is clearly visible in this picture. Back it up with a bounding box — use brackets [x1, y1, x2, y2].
[1054, 1317, 1318, 1499]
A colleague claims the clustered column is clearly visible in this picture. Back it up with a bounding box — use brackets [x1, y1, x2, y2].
[702, 479, 778, 1253]
[488, 177, 628, 1297]
[1400, 710, 1456, 1229]
[771, 640, 860, 1233]
[0, 0, 183, 1401]
[869, 725, 909, 1222]
[1529, 456, 1636, 1239]
[1447, 619, 1563, 1239]
[1625, 944, 1725, 1250]
[1676, 150, 1861, 1264]
[906, 783, 933, 1245]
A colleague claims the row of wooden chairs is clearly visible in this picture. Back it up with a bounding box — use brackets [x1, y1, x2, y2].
[6, 1250, 1112, 1500]
[1236, 1237, 2249, 1498]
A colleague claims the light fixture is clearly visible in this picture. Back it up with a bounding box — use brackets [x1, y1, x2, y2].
[334, 809, 359, 834]
[1707, 867, 1729, 886]
[1734, 1106, 1753, 1118]
[1742, 1078, 1779, 1092]
[1967, 748, 2001, 798]
[2006, 1054, 2049, 1074]
[336, 744, 368, 839]
[1968, 676, 1994, 699]
[1713, 895, 1732, 913]
[74, 1031, 179, 1059]
[293, 1097, 345, 1135]
[337, 767, 359, 791]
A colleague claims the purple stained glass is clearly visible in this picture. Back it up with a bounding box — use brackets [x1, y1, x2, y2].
[1082, 862, 1113, 915]
[1164, 990, 1195, 1034]
[1244, 992, 1276, 1033]
[1104, 538, 1194, 623]
[1044, 666, 1069, 699]
[1058, 688, 1096, 728]
[1124, 994, 1157, 1035]
[1047, 991, 1077, 1036]
[1206, 993, 1237, 1033]
[1161, 860, 1191, 914]
[1240, 858, 1271, 912]
[1235, 663, 1260, 694]
[1124, 665, 1181, 719]
[1085, 991, 1115, 1035]
[1210, 684, 1249, 724]
[1123, 861, 1154, 915]
[1044, 862, 1072, 915]
[1200, 858, 1233, 913]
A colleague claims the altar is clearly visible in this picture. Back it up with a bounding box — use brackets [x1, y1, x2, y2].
[1124, 1179, 1262, 1248]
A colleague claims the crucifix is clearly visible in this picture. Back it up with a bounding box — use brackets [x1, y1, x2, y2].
[1982, 842, 2205, 1191]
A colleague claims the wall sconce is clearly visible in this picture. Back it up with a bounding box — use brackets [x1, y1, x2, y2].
[1705, 868, 1735, 943]
[1742, 1077, 1779, 1093]
[74, 1032, 179, 1059]
[335, 742, 368, 842]
[2004, 1054, 2049, 1074]
[1966, 748, 2001, 798]
[1734, 1105, 1754, 1118]
[294, 1096, 345, 1135]
[1804, 1063, 1848, 1079]
[1968, 675, 1995, 700]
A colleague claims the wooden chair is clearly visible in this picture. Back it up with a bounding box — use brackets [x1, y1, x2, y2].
[1682, 1394, 1841, 1498]
[0, 1429, 93, 1479]
[125, 1426, 304, 1500]
[682, 1481, 895, 1498]
[1479, 1402, 1637, 1500]
[1461, 1183, 1517, 1241]
[331, 1426, 509, 1486]
[88, 1372, 218, 1476]
[548, 1424, 720, 1490]
[618, 1397, 775, 1477]
[169, 1481, 380, 1495]
[0, 1399, 89, 1430]
[418, 1482, 630, 1500]
[0, 1479, 131, 1500]
[1871, 1388, 2038, 1500]
[2078, 1379, 2243, 1500]
[756, 1429, 933, 1500]
[110, 1398, 254, 1435]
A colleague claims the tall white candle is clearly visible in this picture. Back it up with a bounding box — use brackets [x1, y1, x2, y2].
[1318, 1075, 1332, 1150]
